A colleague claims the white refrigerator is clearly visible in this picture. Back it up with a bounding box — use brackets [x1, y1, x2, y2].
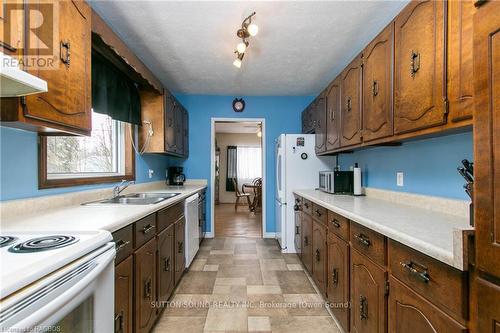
[275, 134, 335, 253]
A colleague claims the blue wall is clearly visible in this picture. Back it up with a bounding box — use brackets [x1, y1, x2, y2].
[175, 95, 315, 234]
[0, 126, 171, 201]
[338, 131, 473, 200]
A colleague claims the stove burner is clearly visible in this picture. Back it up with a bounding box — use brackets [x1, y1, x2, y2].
[0, 236, 17, 248]
[9, 235, 79, 253]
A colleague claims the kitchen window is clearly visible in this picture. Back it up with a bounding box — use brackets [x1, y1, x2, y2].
[39, 111, 135, 189]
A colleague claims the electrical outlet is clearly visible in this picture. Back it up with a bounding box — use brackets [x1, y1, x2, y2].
[148, 169, 154, 179]
[397, 172, 404, 187]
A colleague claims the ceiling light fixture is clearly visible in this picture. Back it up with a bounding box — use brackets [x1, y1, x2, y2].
[257, 123, 262, 137]
[233, 12, 258, 68]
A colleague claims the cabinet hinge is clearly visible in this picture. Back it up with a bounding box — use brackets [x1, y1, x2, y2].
[385, 280, 390, 295]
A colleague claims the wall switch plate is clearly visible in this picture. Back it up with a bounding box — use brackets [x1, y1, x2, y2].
[148, 169, 154, 179]
[397, 172, 404, 187]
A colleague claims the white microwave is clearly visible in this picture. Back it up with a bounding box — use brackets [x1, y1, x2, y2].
[319, 170, 354, 194]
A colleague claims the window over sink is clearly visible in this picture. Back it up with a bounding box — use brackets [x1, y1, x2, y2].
[39, 111, 135, 189]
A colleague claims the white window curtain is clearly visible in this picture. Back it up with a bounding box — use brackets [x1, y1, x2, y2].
[236, 146, 262, 186]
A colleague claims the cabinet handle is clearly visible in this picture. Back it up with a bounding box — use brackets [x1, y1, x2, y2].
[295, 226, 300, 235]
[60, 40, 70, 67]
[304, 236, 309, 247]
[178, 241, 183, 254]
[354, 233, 371, 247]
[315, 209, 322, 217]
[330, 108, 335, 121]
[315, 249, 320, 262]
[144, 277, 152, 299]
[294, 204, 300, 212]
[359, 295, 368, 320]
[330, 219, 340, 228]
[142, 224, 155, 234]
[304, 202, 309, 209]
[372, 80, 378, 97]
[115, 240, 130, 253]
[114, 310, 124, 333]
[164, 257, 171, 272]
[346, 97, 352, 112]
[400, 261, 430, 283]
[410, 50, 420, 78]
[332, 268, 338, 286]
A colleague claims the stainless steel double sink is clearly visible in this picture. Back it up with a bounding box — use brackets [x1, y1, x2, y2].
[83, 192, 181, 205]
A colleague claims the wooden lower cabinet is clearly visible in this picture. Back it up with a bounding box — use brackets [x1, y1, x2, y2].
[351, 249, 386, 333]
[174, 217, 186, 285]
[476, 277, 500, 333]
[301, 214, 313, 274]
[327, 233, 349, 332]
[157, 224, 175, 303]
[312, 221, 327, 294]
[115, 256, 133, 333]
[294, 198, 302, 256]
[389, 276, 467, 333]
[134, 237, 158, 333]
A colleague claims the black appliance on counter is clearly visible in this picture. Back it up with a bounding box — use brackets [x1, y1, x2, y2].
[168, 166, 186, 186]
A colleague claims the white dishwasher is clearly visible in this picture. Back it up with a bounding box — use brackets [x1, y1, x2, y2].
[184, 193, 199, 267]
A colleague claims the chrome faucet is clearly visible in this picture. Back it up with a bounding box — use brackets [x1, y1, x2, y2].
[113, 180, 135, 198]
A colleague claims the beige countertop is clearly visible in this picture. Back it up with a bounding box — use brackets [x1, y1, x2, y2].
[0, 182, 207, 233]
[294, 189, 473, 271]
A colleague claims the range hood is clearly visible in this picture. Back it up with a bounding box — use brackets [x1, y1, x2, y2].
[0, 53, 48, 97]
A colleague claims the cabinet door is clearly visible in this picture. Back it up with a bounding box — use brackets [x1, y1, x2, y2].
[312, 221, 327, 294]
[164, 93, 176, 153]
[174, 103, 184, 155]
[183, 108, 189, 158]
[448, 0, 475, 123]
[314, 95, 327, 154]
[115, 256, 133, 333]
[473, 0, 500, 278]
[0, 0, 24, 56]
[326, 77, 341, 151]
[351, 249, 386, 333]
[157, 225, 175, 303]
[327, 234, 349, 332]
[340, 55, 363, 147]
[476, 277, 500, 333]
[301, 214, 313, 274]
[394, 0, 446, 134]
[294, 200, 302, 256]
[388, 276, 467, 333]
[174, 217, 186, 285]
[134, 238, 157, 333]
[362, 23, 394, 142]
[24, 0, 91, 134]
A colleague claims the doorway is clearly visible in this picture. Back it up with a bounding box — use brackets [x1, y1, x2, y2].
[210, 118, 266, 238]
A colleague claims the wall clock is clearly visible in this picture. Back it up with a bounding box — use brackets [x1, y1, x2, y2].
[232, 98, 245, 112]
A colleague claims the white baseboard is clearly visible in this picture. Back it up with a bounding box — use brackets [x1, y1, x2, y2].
[263, 232, 276, 238]
[204, 232, 214, 238]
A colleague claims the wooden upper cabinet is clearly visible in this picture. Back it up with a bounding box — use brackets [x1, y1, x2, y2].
[0, 0, 24, 56]
[394, 0, 446, 134]
[1, 0, 92, 135]
[325, 76, 341, 151]
[351, 249, 386, 333]
[340, 55, 363, 147]
[473, 0, 500, 278]
[388, 276, 467, 333]
[183, 107, 189, 158]
[164, 92, 176, 153]
[362, 23, 394, 142]
[447, 0, 475, 123]
[139, 89, 165, 153]
[314, 94, 327, 154]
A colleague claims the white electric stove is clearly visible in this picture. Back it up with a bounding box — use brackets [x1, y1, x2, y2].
[0, 230, 115, 332]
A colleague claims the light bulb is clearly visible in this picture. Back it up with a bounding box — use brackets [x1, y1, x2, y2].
[247, 23, 258, 36]
[233, 58, 242, 68]
[236, 42, 247, 54]
[257, 131, 262, 138]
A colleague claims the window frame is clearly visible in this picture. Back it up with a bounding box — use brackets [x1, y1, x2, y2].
[38, 124, 135, 189]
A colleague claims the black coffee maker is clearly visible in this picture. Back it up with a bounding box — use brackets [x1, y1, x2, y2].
[168, 166, 186, 186]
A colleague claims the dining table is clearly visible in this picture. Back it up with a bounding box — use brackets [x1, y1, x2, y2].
[242, 182, 262, 212]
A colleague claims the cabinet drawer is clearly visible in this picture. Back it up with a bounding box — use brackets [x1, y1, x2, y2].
[389, 276, 467, 333]
[157, 201, 184, 232]
[327, 210, 349, 241]
[134, 214, 157, 248]
[350, 222, 386, 266]
[312, 203, 327, 225]
[112, 225, 133, 264]
[388, 240, 467, 322]
[302, 199, 313, 215]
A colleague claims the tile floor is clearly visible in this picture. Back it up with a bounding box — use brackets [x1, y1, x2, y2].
[152, 237, 341, 333]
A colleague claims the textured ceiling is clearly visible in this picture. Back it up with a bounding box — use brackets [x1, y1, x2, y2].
[90, 1, 409, 96]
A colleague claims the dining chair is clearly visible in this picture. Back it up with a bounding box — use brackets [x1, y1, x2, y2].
[232, 178, 252, 211]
